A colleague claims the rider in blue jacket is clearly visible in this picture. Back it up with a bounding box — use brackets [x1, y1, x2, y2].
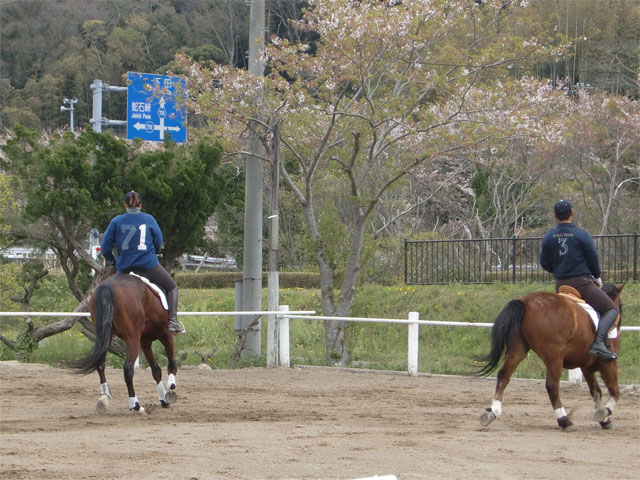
[101, 191, 185, 335]
[539, 200, 617, 361]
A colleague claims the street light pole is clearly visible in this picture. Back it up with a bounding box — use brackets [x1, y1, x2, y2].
[60, 97, 78, 131]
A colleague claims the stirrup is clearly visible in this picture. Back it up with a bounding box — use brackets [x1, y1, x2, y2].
[588, 343, 617, 362]
[169, 319, 186, 336]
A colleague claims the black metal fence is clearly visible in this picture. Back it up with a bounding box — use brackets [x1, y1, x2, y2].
[404, 234, 639, 285]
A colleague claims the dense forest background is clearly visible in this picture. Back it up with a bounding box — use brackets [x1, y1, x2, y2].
[1, 0, 638, 131]
[1, 0, 639, 280]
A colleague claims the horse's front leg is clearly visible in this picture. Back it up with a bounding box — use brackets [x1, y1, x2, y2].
[141, 340, 175, 408]
[594, 362, 620, 429]
[95, 359, 112, 414]
[160, 333, 178, 404]
[545, 361, 573, 431]
[124, 342, 145, 414]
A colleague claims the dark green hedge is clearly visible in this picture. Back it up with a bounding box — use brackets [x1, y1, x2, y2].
[175, 272, 321, 289]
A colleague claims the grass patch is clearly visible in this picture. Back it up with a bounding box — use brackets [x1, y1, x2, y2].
[1, 282, 638, 384]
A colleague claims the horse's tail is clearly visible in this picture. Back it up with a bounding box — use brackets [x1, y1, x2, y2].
[73, 284, 114, 374]
[475, 299, 526, 377]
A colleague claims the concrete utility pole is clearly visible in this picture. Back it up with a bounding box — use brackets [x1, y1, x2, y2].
[60, 97, 77, 131]
[241, 0, 266, 358]
[266, 121, 281, 367]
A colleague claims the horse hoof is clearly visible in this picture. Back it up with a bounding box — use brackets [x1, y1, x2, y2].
[96, 395, 109, 415]
[164, 390, 177, 404]
[562, 423, 576, 432]
[160, 400, 170, 408]
[599, 420, 614, 430]
[480, 411, 496, 427]
[130, 402, 146, 415]
[594, 407, 610, 423]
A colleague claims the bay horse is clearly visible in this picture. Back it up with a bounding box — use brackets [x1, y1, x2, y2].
[74, 273, 178, 414]
[476, 283, 625, 431]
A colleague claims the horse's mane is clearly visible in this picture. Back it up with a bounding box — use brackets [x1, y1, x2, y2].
[601, 283, 619, 300]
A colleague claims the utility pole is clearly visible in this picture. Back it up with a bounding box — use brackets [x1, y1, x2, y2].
[60, 97, 77, 131]
[241, 0, 266, 358]
[266, 121, 281, 367]
[90, 79, 127, 133]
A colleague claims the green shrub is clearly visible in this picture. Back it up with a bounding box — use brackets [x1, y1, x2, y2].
[175, 272, 321, 289]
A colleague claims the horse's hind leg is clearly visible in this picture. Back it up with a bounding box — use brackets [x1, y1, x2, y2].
[544, 360, 573, 431]
[481, 342, 528, 426]
[124, 341, 145, 414]
[95, 359, 111, 414]
[140, 340, 175, 408]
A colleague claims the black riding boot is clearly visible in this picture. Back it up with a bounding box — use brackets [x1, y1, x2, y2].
[166, 288, 185, 335]
[588, 309, 618, 362]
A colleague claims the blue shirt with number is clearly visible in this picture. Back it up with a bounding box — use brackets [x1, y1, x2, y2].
[101, 209, 163, 273]
[539, 222, 601, 279]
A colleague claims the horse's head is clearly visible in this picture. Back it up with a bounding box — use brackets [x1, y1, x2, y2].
[602, 282, 625, 299]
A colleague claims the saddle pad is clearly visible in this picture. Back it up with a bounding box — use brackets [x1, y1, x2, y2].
[559, 292, 617, 340]
[557, 286, 617, 339]
[128, 272, 168, 310]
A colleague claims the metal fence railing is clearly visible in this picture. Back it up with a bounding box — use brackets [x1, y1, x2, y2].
[404, 233, 639, 285]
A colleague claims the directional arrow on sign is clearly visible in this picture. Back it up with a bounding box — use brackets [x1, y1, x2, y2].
[132, 122, 181, 132]
[131, 97, 181, 140]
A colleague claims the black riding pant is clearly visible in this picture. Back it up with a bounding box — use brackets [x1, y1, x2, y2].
[555, 276, 617, 314]
[126, 265, 177, 295]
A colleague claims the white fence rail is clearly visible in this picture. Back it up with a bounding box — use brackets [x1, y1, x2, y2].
[2, 309, 638, 384]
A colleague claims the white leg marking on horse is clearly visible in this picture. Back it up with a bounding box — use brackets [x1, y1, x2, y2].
[554, 407, 567, 419]
[128, 395, 145, 414]
[99, 382, 112, 398]
[491, 399, 503, 417]
[605, 398, 616, 413]
[157, 382, 167, 401]
[128, 396, 139, 409]
[167, 373, 176, 389]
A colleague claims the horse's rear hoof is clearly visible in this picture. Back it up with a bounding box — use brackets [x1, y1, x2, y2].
[599, 419, 614, 430]
[96, 395, 109, 415]
[557, 415, 575, 431]
[480, 411, 496, 427]
[160, 400, 171, 408]
[164, 390, 177, 404]
[594, 407, 611, 423]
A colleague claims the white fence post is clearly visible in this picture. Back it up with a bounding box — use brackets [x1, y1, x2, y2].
[408, 311, 419, 376]
[568, 368, 582, 385]
[279, 305, 290, 367]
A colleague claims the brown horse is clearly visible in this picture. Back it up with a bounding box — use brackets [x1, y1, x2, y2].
[477, 283, 625, 431]
[74, 274, 178, 414]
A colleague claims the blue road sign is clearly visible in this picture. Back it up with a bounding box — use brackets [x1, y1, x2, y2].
[126, 72, 187, 143]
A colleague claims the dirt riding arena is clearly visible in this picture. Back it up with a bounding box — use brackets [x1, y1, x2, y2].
[1, 361, 638, 480]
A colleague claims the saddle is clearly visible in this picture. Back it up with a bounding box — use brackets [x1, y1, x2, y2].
[128, 272, 168, 310]
[557, 285, 617, 339]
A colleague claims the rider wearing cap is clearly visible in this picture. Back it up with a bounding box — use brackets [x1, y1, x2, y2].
[539, 199, 617, 362]
[100, 190, 185, 335]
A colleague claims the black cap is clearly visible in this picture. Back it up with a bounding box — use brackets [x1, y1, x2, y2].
[554, 199, 572, 217]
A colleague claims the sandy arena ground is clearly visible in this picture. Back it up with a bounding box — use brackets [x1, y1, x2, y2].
[1, 361, 638, 480]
